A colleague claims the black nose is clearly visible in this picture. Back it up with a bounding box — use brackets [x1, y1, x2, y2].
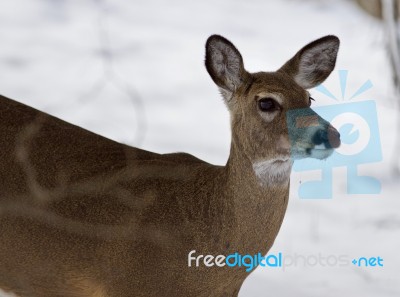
[312, 126, 341, 149]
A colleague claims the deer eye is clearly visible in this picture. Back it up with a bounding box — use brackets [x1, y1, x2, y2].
[258, 98, 279, 112]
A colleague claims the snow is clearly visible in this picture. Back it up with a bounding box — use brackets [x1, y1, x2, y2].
[0, 0, 399, 296]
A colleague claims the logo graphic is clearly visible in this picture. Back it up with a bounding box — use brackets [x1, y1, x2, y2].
[287, 70, 382, 199]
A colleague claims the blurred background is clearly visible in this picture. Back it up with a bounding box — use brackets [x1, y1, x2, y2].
[0, 0, 399, 296]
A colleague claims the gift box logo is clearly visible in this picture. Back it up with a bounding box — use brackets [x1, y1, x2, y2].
[287, 70, 382, 199]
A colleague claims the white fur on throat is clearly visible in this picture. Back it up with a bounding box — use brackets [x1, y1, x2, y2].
[0, 288, 17, 297]
[252, 159, 292, 186]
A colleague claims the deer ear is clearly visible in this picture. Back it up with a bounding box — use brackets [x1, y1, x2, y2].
[205, 35, 248, 98]
[279, 35, 340, 89]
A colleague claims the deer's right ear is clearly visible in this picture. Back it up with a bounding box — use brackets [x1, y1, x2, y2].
[205, 35, 248, 100]
[279, 35, 340, 89]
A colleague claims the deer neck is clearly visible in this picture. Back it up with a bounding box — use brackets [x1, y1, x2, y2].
[223, 135, 291, 250]
[225, 134, 292, 194]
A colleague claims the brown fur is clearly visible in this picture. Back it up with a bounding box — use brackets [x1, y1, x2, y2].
[0, 35, 339, 297]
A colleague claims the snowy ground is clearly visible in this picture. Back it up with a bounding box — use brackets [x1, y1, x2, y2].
[0, 0, 399, 296]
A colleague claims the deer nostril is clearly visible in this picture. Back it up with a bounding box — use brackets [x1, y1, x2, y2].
[312, 129, 328, 146]
[312, 127, 341, 149]
[327, 126, 341, 149]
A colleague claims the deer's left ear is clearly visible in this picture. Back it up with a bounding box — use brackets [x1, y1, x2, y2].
[279, 35, 340, 89]
[205, 35, 249, 98]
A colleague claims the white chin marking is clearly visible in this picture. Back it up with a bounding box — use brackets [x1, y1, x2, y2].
[252, 159, 292, 186]
[309, 148, 333, 160]
[314, 144, 326, 150]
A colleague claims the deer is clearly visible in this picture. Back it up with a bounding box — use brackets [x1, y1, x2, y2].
[0, 34, 340, 297]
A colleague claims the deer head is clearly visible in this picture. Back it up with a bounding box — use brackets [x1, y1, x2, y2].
[205, 35, 341, 185]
